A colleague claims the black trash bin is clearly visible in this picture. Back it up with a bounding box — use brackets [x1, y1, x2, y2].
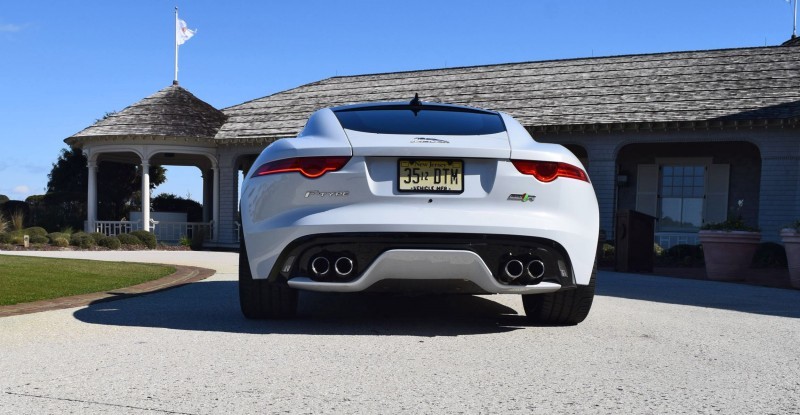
[615, 209, 657, 272]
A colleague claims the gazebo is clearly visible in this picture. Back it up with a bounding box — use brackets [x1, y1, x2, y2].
[66, 83, 228, 244]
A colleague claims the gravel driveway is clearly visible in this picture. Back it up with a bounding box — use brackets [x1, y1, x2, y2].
[1, 251, 798, 414]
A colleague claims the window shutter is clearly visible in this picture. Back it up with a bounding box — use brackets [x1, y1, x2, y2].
[704, 164, 730, 225]
[635, 164, 658, 217]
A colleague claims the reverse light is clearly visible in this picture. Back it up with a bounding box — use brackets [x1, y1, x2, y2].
[252, 156, 351, 179]
[511, 160, 589, 183]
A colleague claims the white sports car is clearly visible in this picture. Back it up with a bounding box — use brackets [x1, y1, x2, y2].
[239, 97, 599, 325]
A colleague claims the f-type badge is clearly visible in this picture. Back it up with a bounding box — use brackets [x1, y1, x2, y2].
[305, 190, 349, 198]
[508, 193, 536, 202]
[410, 137, 450, 144]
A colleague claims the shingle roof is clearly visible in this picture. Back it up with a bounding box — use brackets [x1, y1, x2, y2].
[217, 44, 800, 141]
[67, 84, 226, 144]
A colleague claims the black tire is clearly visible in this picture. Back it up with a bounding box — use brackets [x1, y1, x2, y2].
[239, 238, 298, 319]
[522, 263, 596, 326]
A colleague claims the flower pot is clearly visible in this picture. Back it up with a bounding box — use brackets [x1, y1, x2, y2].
[698, 230, 761, 281]
[780, 229, 800, 289]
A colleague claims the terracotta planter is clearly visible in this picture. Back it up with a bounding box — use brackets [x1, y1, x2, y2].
[780, 229, 800, 289]
[698, 230, 761, 281]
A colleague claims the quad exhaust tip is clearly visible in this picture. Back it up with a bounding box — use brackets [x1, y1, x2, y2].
[502, 258, 546, 285]
[311, 256, 330, 277]
[503, 259, 525, 280]
[334, 257, 355, 277]
[526, 260, 545, 280]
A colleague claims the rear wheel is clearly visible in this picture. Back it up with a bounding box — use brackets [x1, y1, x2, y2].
[522, 263, 596, 325]
[239, 238, 298, 319]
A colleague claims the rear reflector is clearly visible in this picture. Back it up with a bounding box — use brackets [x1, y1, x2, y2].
[252, 156, 351, 179]
[511, 160, 589, 183]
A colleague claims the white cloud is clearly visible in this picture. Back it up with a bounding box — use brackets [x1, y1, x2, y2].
[12, 185, 30, 195]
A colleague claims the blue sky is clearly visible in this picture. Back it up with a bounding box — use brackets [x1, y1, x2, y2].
[1, 0, 796, 203]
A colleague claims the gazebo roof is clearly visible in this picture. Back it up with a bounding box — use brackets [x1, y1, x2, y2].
[217, 42, 800, 141]
[66, 84, 226, 146]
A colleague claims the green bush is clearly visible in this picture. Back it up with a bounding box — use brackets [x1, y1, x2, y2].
[117, 233, 142, 247]
[0, 232, 12, 244]
[24, 227, 48, 237]
[0, 212, 7, 234]
[52, 237, 70, 248]
[89, 232, 108, 244]
[29, 235, 49, 244]
[130, 230, 157, 249]
[752, 242, 787, 268]
[656, 244, 704, 267]
[47, 232, 67, 243]
[70, 232, 96, 249]
[99, 236, 122, 250]
[179, 235, 191, 247]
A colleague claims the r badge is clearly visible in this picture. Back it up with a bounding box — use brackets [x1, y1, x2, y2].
[508, 193, 536, 202]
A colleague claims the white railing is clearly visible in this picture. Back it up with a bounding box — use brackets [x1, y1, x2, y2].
[93, 220, 213, 243]
[95, 220, 143, 235]
[154, 221, 213, 243]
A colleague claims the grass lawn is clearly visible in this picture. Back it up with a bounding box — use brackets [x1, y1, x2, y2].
[0, 255, 175, 306]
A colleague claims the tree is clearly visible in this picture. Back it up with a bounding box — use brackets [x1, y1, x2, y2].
[0, 194, 8, 205]
[43, 147, 167, 229]
[152, 193, 203, 222]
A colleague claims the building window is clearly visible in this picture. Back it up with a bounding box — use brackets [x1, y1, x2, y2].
[658, 165, 705, 231]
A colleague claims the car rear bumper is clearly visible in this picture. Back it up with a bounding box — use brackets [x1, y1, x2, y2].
[287, 249, 564, 294]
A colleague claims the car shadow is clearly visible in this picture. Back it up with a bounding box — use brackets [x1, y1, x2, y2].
[597, 271, 800, 318]
[72, 280, 531, 336]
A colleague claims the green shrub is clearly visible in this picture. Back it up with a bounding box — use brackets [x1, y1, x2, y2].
[0, 212, 8, 234]
[117, 233, 142, 246]
[29, 235, 49, 244]
[70, 232, 96, 249]
[24, 227, 48, 237]
[99, 236, 122, 250]
[89, 232, 108, 244]
[752, 242, 787, 268]
[47, 232, 67, 243]
[130, 230, 157, 249]
[0, 232, 12, 244]
[179, 235, 191, 247]
[61, 226, 75, 235]
[656, 244, 705, 267]
[52, 237, 70, 248]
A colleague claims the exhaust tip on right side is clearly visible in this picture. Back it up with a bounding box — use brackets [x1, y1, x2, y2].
[526, 260, 545, 280]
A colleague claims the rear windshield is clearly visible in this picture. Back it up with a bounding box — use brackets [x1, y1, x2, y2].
[333, 106, 506, 135]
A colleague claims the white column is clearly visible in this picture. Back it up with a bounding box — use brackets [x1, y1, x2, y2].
[202, 169, 212, 222]
[87, 161, 98, 232]
[141, 161, 151, 232]
[212, 167, 220, 241]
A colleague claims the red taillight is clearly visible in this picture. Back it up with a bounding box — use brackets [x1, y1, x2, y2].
[252, 156, 351, 179]
[511, 160, 589, 183]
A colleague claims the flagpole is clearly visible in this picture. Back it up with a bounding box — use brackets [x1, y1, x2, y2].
[793, 0, 797, 38]
[174, 7, 179, 85]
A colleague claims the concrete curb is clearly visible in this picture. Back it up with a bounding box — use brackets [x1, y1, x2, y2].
[0, 265, 215, 317]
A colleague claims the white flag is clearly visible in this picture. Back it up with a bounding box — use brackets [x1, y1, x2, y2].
[176, 19, 195, 45]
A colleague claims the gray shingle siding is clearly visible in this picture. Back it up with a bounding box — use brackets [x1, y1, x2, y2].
[216, 46, 800, 141]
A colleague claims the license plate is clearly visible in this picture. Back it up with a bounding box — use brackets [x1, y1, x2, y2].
[398, 159, 464, 193]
